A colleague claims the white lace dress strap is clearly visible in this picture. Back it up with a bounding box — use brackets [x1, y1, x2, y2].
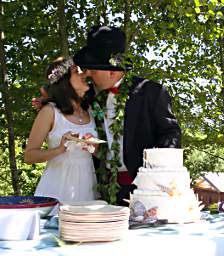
[48, 103, 63, 135]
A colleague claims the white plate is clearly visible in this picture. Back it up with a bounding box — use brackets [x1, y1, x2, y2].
[67, 136, 106, 144]
[60, 200, 108, 206]
[60, 204, 130, 215]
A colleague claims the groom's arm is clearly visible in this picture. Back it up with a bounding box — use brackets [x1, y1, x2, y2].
[152, 84, 181, 148]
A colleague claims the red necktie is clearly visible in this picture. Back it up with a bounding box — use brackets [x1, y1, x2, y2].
[107, 86, 120, 94]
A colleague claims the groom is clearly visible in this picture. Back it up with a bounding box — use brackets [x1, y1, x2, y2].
[73, 25, 181, 206]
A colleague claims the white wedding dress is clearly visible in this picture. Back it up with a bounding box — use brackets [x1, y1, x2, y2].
[35, 104, 98, 204]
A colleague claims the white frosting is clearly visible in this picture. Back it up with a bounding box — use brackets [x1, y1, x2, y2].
[143, 148, 183, 168]
[130, 190, 201, 223]
[130, 148, 201, 223]
[134, 167, 190, 192]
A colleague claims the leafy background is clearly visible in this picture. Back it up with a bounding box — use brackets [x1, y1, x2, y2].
[0, 0, 224, 198]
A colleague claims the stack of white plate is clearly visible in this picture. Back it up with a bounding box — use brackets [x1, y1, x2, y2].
[59, 202, 130, 242]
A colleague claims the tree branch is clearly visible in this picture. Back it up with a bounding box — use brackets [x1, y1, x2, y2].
[0, 0, 20, 195]
[123, 0, 131, 49]
[57, 0, 69, 57]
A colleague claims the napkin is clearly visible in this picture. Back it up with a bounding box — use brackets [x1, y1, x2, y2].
[44, 215, 59, 229]
[0, 210, 40, 240]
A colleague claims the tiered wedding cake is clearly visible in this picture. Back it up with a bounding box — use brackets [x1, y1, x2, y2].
[130, 148, 202, 223]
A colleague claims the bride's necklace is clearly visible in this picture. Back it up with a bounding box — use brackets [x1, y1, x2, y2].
[73, 108, 85, 124]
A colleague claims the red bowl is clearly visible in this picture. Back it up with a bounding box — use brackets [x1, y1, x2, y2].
[0, 196, 58, 217]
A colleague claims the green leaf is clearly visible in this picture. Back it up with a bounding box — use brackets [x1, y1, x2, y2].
[195, 7, 201, 14]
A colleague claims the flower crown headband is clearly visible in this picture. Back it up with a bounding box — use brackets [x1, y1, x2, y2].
[48, 58, 74, 84]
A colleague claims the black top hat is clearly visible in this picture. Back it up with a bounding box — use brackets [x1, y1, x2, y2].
[73, 26, 132, 71]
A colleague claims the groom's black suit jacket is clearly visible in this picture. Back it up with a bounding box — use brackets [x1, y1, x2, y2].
[123, 77, 181, 179]
[86, 76, 181, 181]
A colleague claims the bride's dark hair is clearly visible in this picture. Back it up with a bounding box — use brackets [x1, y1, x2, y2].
[44, 57, 83, 115]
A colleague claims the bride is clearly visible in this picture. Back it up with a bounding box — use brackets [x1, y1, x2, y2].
[24, 57, 99, 204]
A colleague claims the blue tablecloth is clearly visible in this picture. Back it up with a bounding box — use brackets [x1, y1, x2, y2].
[0, 212, 224, 256]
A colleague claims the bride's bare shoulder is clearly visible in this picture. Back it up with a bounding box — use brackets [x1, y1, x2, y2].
[37, 104, 54, 119]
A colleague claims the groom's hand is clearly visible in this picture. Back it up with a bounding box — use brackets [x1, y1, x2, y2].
[81, 133, 99, 155]
[32, 86, 49, 112]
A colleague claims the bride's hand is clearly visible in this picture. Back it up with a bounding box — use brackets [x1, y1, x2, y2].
[58, 131, 79, 153]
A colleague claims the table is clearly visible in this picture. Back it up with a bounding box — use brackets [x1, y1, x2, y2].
[0, 212, 224, 256]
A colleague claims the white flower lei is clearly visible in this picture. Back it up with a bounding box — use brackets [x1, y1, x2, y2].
[48, 58, 74, 84]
